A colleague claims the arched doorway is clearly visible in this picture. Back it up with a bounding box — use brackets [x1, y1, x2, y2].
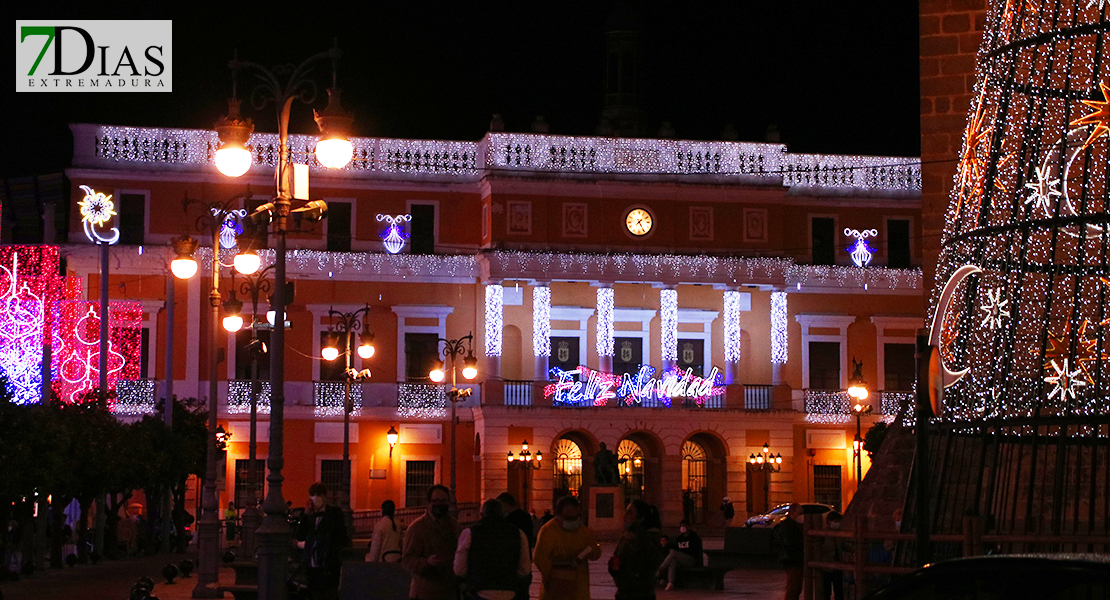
[619, 431, 665, 505]
[553, 438, 583, 501]
[683, 432, 729, 525]
[617, 439, 644, 504]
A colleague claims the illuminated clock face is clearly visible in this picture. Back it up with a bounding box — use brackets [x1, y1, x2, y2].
[625, 208, 653, 236]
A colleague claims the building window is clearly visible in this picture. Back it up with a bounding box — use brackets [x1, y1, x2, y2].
[327, 201, 352, 252]
[118, 193, 145, 245]
[808, 342, 840, 389]
[613, 337, 642, 375]
[236, 329, 271, 380]
[553, 438, 582, 499]
[677, 339, 704, 374]
[410, 204, 435, 254]
[812, 465, 842, 511]
[234, 459, 265, 508]
[405, 333, 440, 382]
[811, 217, 835, 265]
[549, 336, 580, 375]
[320, 459, 344, 506]
[887, 219, 911, 268]
[405, 460, 437, 507]
[140, 327, 150, 379]
[319, 331, 349, 381]
[884, 343, 916, 391]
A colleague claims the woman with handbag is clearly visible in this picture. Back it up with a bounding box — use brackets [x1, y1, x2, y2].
[534, 496, 601, 600]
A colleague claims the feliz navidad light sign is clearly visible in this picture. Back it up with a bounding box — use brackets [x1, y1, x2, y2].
[545, 364, 724, 407]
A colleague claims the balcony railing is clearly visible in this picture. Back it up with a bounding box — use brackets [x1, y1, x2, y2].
[228, 379, 272, 415]
[503, 380, 533, 406]
[803, 389, 851, 423]
[876, 390, 913, 421]
[314, 381, 363, 417]
[743, 384, 774, 410]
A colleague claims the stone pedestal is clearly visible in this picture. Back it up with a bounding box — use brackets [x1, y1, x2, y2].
[586, 486, 624, 537]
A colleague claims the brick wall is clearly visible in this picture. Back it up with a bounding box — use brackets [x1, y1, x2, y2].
[920, 0, 988, 292]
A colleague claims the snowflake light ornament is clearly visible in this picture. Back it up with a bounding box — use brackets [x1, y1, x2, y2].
[1023, 165, 1061, 214]
[979, 287, 1010, 330]
[78, 185, 120, 244]
[1044, 358, 1086, 401]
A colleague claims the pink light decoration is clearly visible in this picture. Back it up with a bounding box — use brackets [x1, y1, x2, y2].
[51, 300, 142, 407]
[0, 246, 63, 404]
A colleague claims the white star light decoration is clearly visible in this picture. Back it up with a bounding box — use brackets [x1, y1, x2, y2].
[1045, 358, 1086, 401]
[1023, 165, 1061, 214]
[1087, 0, 1108, 10]
[979, 287, 1010, 330]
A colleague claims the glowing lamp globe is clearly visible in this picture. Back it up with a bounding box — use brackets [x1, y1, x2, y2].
[357, 343, 375, 359]
[315, 137, 353, 169]
[234, 251, 261, 275]
[267, 310, 277, 326]
[171, 257, 198, 279]
[321, 346, 340, 362]
[386, 426, 399, 447]
[462, 355, 478, 380]
[222, 315, 243, 332]
[429, 362, 445, 383]
[215, 145, 252, 177]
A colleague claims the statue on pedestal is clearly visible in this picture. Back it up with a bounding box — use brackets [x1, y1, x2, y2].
[593, 442, 620, 485]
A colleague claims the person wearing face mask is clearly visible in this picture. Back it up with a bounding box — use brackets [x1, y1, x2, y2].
[819, 511, 844, 600]
[773, 503, 805, 600]
[294, 482, 350, 600]
[656, 519, 702, 590]
[403, 485, 462, 600]
[533, 496, 601, 600]
[609, 500, 665, 600]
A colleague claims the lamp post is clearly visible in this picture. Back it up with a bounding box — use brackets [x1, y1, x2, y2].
[429, 333, 478, 503]
[748, 443, 782, 513]
[387, 426, 399, 458]
[169, 195, 250, 597]
[222, 260, 275, 559]
[321, 306, 374, 535]
[507, 440, 542, 507]
[847, 358, 872, 487]
[215, 42, 353, 600]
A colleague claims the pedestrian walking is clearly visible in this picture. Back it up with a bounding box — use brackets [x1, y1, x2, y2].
[820, 511, 845, 600]
[533, 496, 601, 600]
[455, 498, 530, 600]
[774, 503, 805, 600]
[720, 496, 735, 526]
[367, 499, 402, 563]
[224, 501, 238, 547]
[656, 519, 702, 590]
[609, 499, 665, 600]
[402, 484, 462, 600]
[294, 482, 350, 600]
[497, 492, 534, 600]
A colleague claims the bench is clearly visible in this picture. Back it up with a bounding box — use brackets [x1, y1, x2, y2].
[339, 562, 411, 600]
[674, 565, 730, 591]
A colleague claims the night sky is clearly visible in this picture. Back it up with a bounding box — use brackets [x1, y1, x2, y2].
[2, 2, 920, 179]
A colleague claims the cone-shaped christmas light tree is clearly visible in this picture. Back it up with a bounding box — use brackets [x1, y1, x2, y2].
[932, 0, 1110, 421]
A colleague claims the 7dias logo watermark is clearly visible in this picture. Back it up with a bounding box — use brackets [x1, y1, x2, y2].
[16, 21, 172, 92]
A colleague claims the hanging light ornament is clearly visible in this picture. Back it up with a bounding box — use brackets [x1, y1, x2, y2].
[377, 214, 412, 254]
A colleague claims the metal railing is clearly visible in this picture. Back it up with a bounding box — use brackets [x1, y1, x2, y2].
[352, 502, 480, 536]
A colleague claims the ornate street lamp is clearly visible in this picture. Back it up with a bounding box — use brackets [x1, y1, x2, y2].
[214, 41, 353, 600]
[429, 333, 477, 503]
[321, 306, 374, 534]
[386, 426, 399, 458]
[507, 440, 543, 508]
[749, 443, 782, 513]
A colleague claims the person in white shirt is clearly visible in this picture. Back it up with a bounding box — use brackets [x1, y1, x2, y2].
[366, 499, 402, 563]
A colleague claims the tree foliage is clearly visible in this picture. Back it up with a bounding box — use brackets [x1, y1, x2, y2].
[863, 420, 889, 459]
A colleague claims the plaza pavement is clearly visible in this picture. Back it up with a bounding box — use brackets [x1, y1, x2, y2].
[0, 538, 788, 600]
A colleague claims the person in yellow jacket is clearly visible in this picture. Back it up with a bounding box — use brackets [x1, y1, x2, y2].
[533, 496, 601, 600]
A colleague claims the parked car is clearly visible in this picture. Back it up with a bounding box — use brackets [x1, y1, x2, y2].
[863, 554, 1110, 599]
[743, 503, 834, 528]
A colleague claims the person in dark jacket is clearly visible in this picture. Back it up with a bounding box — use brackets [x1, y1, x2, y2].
[294, 482, 350, 600]
[657, 519, 702, 590]
[455, 499, 530, 600]
[774, 503, 805, 600]
[497, 492, 534, 600]
[609, 499, 665, 600]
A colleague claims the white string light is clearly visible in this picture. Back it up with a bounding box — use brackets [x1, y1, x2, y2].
[596, 287, 614, 357]
[114, 380, 156, 415]
[398, 384, 447, 419]
[660, 289, 677, 361]
[313, 381, 362, 418]
[723, 290, 742, 363]
[533, 286, 551, 357]
[227, 379, 272, 415]
[803, 390, 850, 424]
[771, 292, 788, 364]
[485, 284, 503, 357]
